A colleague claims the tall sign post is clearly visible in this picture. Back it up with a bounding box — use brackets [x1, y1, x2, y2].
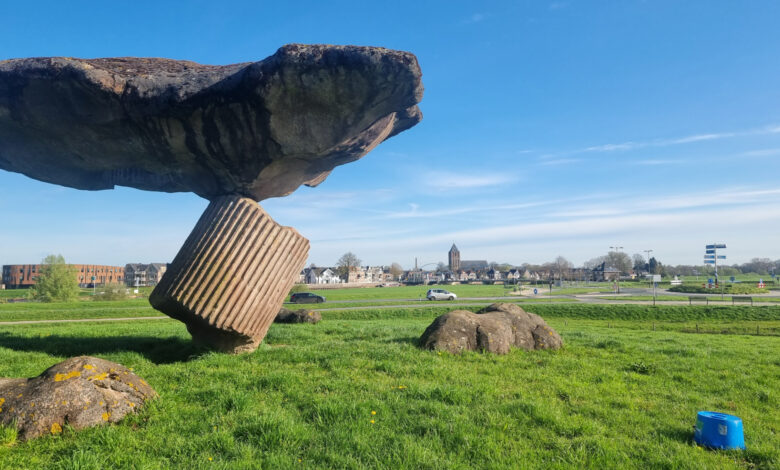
[704, 244, 726, 299]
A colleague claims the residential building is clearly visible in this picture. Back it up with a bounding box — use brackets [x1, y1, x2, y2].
[2, 264, 125, 289]
[125, 263, 168, 287]
[303, 267, 342, 284]
[592, 262, 620, 281]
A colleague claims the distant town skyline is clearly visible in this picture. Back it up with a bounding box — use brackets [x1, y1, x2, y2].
[2, 1, 780, 269]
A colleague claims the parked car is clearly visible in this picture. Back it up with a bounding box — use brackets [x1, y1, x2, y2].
[426, 289, 456, 301]
[290, 292, 326, 303]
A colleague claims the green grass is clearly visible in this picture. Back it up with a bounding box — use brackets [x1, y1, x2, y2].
[0, 308, 778, 469]
[596, 295, 780, 303]
[0, 299, 160, 322]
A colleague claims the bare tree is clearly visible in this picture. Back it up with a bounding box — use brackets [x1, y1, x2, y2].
[605, 251, 632, 274]
[583, 256, 606, 270]
[553, 256, 573, 281]
[389, 262, 403, 280]
[632, 253, 646, 272]
[336, 252, 361, 279]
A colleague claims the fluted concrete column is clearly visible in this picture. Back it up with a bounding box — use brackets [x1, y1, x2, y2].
[150, 196, 309, 353]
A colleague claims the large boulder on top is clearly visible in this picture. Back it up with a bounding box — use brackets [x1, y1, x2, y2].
[275, 307, 321, 324]
[0, 356, 156, 440]
[419, 303, 562, 354]
[0, 44, 423, 201]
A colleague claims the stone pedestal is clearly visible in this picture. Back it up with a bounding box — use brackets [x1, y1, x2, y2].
[150, 196, 309, 353]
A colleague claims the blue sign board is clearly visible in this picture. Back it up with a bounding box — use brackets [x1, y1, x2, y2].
[704, 255, 715, 259]
[704, 260, 716, 264]
[730, 276, 736, 282]
[706, 244, 727, 249]
[708, 278, 714, 284]
[717, 255, 726, 259]
[706, 245, 715, 249]
[533, 288, 538, 295]
[705, 249, 716, 254]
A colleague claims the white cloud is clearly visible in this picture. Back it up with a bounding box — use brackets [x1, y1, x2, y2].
[740, 148, 780, 157]
[582, 123, 780, 154]
[425, 172, 518, 190]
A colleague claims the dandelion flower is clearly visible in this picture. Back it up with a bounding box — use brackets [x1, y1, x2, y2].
[370, 419, 375, 424]
[371, 410, 376, 415]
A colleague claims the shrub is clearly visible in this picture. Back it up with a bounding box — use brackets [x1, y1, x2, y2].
[93, 283, 130, 301]
[29, 254, 80, 302]
[288, 283, 308, 296]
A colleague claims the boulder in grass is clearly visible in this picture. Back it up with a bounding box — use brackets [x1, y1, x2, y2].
[0, 356, 156, 440]
[419, 303, 562, 354]
[275, 308, 321, 324]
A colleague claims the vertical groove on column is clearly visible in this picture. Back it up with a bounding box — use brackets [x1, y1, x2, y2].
[149, 196, 309, 352]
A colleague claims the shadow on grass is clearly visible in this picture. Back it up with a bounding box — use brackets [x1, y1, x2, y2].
[659, 426, 694, 444]
[383, 336, 421, 347]
[0, 332, 207, 364]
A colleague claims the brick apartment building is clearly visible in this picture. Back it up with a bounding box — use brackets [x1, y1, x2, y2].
[1, 264, 125, 289]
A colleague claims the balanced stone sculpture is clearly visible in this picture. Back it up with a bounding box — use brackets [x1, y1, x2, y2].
[0, 44, 423, 352]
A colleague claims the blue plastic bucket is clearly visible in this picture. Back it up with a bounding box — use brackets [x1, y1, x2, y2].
[694, 411, 745, 450]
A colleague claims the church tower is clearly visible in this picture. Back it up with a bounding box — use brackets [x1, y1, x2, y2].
[448, 243, 460, 272]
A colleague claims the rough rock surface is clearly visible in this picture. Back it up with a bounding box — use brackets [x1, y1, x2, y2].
[419, 303, 562, 354]
[275, 307, 321, 324]
[0, 44, 423, 201]
[0, 356, 156, 440]
[149, 195, 308, 354]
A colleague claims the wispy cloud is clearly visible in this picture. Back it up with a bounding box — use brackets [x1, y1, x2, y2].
[425, 171, 518, 190]
[583, 124, 780, 154]
[463, 12, 489, 24]
[740, 148, 780, 157]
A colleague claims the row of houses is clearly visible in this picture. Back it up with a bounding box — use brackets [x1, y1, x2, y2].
[1, 263, 168, 289]
[299, 266, 396, 285]
[299, 265, 552, 285]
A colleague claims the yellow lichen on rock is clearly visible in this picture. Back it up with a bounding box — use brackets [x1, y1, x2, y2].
[53, 371, 81, 382]
[50, 422, 62, 434]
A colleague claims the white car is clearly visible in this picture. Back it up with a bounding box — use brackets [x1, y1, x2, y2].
[426, 289, 457, 301]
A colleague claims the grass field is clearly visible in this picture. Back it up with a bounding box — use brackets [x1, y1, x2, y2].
[0, 303, 778, 469]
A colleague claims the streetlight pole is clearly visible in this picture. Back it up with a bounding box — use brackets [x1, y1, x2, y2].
[610, 245, 623, 293]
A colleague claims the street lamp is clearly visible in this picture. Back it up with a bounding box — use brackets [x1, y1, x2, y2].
[610, 245, 623, 293]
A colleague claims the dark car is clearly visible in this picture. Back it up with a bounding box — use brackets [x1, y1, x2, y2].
[290, 292, 326, 304]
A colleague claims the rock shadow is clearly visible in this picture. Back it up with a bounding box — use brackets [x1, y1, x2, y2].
[382, 336, 421, 347]
[0, 331, 207, 364]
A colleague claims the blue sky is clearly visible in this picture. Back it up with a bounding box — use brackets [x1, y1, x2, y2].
[1, 1, 780, 269]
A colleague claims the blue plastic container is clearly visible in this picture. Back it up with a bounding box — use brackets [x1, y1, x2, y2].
[694, 411, 745, 450]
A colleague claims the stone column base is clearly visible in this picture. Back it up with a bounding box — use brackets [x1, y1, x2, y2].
[150, 195, 309, 353]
